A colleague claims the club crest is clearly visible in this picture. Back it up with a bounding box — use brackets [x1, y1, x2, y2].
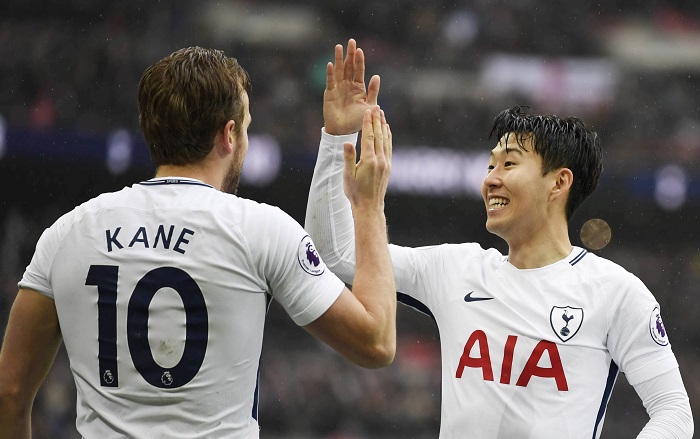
[298, 235, 325, 276]
[550, 306, 584, 342]
[649, 306, 669, 346]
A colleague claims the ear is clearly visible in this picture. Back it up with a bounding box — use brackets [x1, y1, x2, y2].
[549, 168, 573, 203]
[218, 120, 236, 156]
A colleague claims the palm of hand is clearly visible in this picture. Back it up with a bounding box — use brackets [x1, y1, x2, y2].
[324, 80, 372, 135]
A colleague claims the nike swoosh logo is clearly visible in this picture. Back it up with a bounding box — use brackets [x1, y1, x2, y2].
[464, 291, 493, 302]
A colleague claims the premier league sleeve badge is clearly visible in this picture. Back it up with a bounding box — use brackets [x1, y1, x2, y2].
[297, 235, 325, 276]
[649, 306, 670, 346]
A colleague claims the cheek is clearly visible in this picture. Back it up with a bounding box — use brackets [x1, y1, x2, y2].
[527, 179, 551, 207]
[236, 135, 249, 156]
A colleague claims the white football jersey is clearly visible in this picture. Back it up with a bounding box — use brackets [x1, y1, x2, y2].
[389, 243, 677, 439]
[306, 131, 680, 439]
[20, 177, 344, 439]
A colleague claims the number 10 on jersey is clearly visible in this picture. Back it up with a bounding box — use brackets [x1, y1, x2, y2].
[86, 265, 209, 389]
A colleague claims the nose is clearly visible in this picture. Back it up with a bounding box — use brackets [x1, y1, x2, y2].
[483, 166, 502, 189]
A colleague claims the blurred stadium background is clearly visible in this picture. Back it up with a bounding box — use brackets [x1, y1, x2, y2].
[1, 0, 699, 437]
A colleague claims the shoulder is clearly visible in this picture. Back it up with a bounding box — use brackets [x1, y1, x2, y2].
[203, 190, 288, 216]
[62, 184, 139, 222]
[219, 194, 298, 230]
[442, 242, 503, 260]
[414, 242, 504, 268]
[210, 195, 307, 252]
[43, 189, 126, 237]
[574, 250, 652, 301]
[575, 250, 642, 283]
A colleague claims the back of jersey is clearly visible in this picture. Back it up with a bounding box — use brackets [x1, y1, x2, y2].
[34, 179, 272, 438]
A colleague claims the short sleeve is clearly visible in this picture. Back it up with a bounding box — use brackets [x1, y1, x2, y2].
[606, 274, 679, 385]
[253, 206, 344, 326]
[18, 215, 72, 299]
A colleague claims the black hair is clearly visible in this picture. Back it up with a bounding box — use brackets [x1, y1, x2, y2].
[489, 105, 603, 220]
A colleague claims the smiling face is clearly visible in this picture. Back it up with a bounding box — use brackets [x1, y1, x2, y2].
[481, 133, 557, 244]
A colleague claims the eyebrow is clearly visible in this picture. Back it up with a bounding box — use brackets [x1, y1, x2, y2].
[490, 146, 524, 158]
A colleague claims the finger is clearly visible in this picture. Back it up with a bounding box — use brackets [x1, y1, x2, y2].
[334, 43, 344, 84]
[375, 109, 388, 163]
[359, 108, 375, 161]
[325, 62, 335, 91]
[386, 124, 392, 163]
[343, 141, 357, 179]
[370, 106, 383, 158]
[354, 48, 365, 85]
[367, 75, 380, 106]
[378, 108, 392, 162]
[343, 39, 356, 82]
[382, 110, 392, 165]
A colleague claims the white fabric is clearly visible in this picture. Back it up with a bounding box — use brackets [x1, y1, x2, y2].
[306, 130, 690, 439]
[20, 177, 344, 439]
[634, 368, 694, 438]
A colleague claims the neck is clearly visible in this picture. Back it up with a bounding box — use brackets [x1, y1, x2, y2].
[505, 224, 572, 269]
[155, 163, 222, 190]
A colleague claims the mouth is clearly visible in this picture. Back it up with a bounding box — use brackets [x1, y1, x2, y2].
[487, 197, 509, 211]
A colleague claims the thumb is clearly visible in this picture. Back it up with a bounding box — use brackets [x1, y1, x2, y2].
[343, 141, 357, 179]
[367, 75, 380, 106]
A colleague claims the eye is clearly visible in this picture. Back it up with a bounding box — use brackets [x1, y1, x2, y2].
[487, 165, 495, 172]
[504, 161, 516, 167]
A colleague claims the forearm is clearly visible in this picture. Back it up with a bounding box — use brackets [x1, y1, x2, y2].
[634, 368, 694, 439]
[0, 289, 62, 439]
[306, 129, 421, 295]
[637, 411, 694, 439]
[0, 394, 31, 439]
[305, 128, 359, 283]
[350, 206, 396, 355]
[304, 110, 397, 367]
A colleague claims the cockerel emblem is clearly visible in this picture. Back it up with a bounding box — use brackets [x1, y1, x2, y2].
[550, 306, 584, 342]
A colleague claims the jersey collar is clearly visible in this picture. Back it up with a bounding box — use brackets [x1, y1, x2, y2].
[138, 177, 215, 189]
[502, 246, 588, 272]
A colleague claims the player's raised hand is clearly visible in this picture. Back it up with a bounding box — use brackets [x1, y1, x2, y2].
[343, 106, 392, 211]
[324, 38, 381, 135]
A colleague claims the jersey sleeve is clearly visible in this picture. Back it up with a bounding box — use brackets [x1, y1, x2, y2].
[606, 272, 679, 385]
[18, 212, 74, 299]
[633, 367, 694, 439]
[305, 128, 358, 285]
[305, 128, 447, 310]
[254, 204, 345, 327]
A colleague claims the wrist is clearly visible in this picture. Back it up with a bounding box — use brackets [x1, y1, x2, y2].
[321, 127, 359, 143]
[323, 125, 356, 136]
[350, 204, 386, 219]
